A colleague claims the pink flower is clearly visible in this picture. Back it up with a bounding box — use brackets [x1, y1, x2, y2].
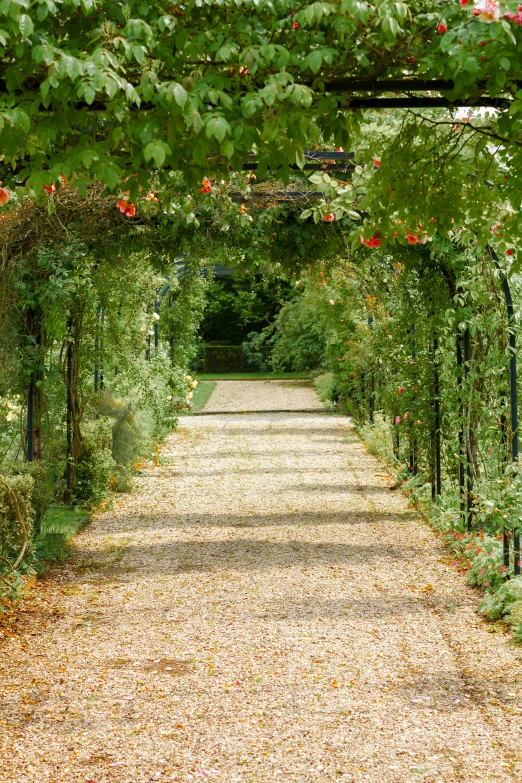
[322, 212, 335, 222]
[395, 415, 401, 425]
[484, 581, 489, 587]
[292, 21, 299, 29]
[403, 413, 409, 420]
[329, 299, 335, 305]
[504, 3, 522, 23]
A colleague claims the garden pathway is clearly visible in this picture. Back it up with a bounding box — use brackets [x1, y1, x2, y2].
[202, 379, 324, 412]
[1, 394, 522, 781]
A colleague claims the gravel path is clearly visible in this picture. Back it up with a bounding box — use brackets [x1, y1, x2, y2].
[1, 409, 522, 782]
[202, 380, 324, 412]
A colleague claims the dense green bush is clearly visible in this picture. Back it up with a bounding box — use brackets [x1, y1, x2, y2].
[204, 345, 248, 373]
[0, 473, 35, 596]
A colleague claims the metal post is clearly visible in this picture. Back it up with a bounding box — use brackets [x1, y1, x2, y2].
[154, 299, 160, 351]
[491, 248, 519, 576]
[27, 374, 34, 462]
[457, 333, 466, 525]
[463, 328, 473, 532]
[433, 334, 442, 497]
[100, 308, 104, 390]
[65, 318, 72, 505]
[94, 306, 100, 393]
[410, 321, 418, 475]
[368, 315, 374, 423]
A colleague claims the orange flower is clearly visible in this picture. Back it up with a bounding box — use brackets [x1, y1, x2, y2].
[117, 199, 136, 216]
[360, 234, 381, 247]
[0, 186, 10, 206]
[199, 177, 212, 194]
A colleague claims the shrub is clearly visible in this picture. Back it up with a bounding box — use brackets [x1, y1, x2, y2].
[242, 331, 270, 372]
[0, 473, 35, 595]
[74, 417, 116, 506]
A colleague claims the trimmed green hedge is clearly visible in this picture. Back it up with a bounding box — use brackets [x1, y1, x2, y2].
[203, 345, 249, 373]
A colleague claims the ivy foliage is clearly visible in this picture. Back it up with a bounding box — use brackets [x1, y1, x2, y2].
[0, 0, 522, 245]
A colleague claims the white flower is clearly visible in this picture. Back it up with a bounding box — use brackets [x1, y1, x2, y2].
[152, 312, 160, 321]
[190, 380, 198, 388]
[473, 0, 500, 21]
[185, 391, 193, 400]
[6, 412, 17, 422]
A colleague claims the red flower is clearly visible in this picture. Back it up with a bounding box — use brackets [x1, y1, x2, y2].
[372, 158, 380, 168]
[43, 184, 56, 193]
[322, 213, 335, 222]
[472, 8, 480, 14]
[360, 235, 382, 247]
[507, 249, 514, 256]
[406, 231, 419, 245]
[437, 23, 447, 33]
[199, 177, 212, 194]
[292, 21, 299, 29]
[336, 147, 344, 152]
[117, 199, 136, 216]
[460, 0, 470, 4]
[407, 56, 415, 64]
[398, 386, 406, 393]
[0, 186, 10, 206]
[504, 6, 522, 24]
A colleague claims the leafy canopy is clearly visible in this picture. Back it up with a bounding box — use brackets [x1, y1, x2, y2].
[1, 1, 522, 244]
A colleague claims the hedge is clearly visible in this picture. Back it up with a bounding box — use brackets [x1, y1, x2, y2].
[203, 345, 250, 373]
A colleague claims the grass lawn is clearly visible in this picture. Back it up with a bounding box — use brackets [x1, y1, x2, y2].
[195, 371, 313, 381]
[34, 504, 91, 569]
[185, 380, 217, 412]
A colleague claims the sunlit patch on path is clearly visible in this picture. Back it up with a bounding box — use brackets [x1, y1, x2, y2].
[1, 400, 522, 781]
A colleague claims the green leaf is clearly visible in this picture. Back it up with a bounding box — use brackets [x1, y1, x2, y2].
[173, 83, 188, 108]
[19, 14, 33, 38]
[192, 112, 203, 134]
[83, 85, 96, 105]
[221, 141, 235, 159]
[206, 115, 230, 143]
[144, 141, 171, 166]
[295, 148, 305, 169]
[307, 50, 322, 73]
